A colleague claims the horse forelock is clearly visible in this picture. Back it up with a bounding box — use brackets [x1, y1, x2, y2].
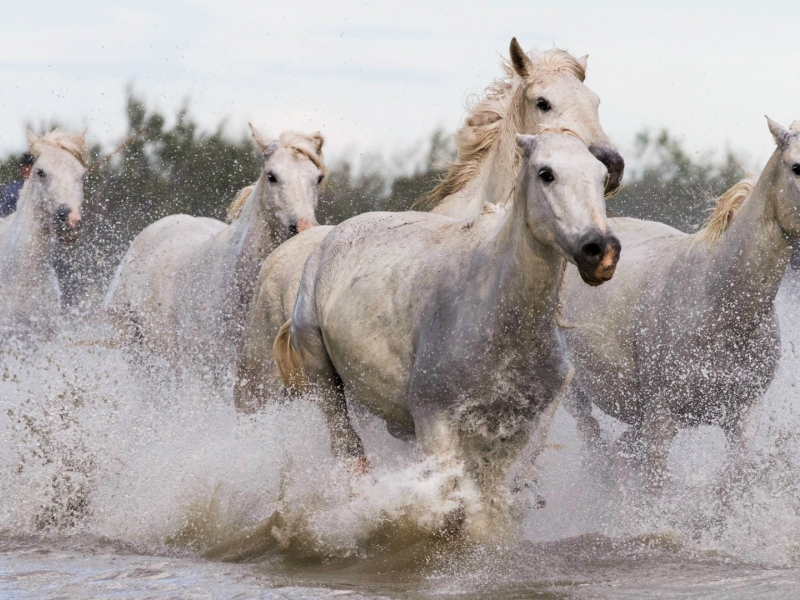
[31, 128, 90, 168]
[696, 178, 756, 244]
[422, 48, 586, 208]
[276, 130, 327, 177]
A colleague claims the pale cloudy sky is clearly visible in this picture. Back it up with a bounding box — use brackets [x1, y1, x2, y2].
[1, 0, 797, 167]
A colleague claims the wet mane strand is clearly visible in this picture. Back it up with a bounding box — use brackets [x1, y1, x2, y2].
[226, 185, 255, 223]
[30, 128, 90, 168]
[421, 49, 586, 208]
[227, 130, 326, 222]
[695, 178, 756, 244]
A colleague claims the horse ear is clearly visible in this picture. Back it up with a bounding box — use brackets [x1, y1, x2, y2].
[766, 116, 792, 148]
[509, 37, 532, 79]
[311, 131, 325, 154]
[27, 130, 40, 149]
[577, 54, 589, 73]
[248, 123, 273, 153]
[515, 134, 538, 155]
[790, 121, 800, 135]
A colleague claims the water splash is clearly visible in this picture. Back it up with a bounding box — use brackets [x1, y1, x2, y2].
[2, 274, 800, 588]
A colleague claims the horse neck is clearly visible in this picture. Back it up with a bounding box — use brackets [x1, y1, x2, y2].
[458, 84, 526, 214]
[1, 185, 53, 274]
[225, 176, 276, 279]
[703, 153, 791, 320]
[490, 183, 564, 330]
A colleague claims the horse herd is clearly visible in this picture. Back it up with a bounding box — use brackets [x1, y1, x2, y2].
[2, 37, 799, 538]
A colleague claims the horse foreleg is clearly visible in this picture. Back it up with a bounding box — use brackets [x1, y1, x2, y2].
[563, 384, 610, 461]
[638, 406, 678, 492]
[508, 397, 561, 511]
[716, 402, 761, 510]
[509, 365, 573, 509]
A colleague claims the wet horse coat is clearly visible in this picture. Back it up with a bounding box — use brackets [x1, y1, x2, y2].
[276, 133, 620, 536]
[0, 129, 87, 336]
[104, 128, 326, 367]
[234, 37, 624, 410]
[562, 118, 800, 485]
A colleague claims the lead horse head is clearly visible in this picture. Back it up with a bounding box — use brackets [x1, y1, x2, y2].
[515, 132, 621, 285]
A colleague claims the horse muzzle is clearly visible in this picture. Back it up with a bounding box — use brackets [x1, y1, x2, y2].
[288, 218, 317, 236]
[589, 143, 625, 196]
[573, 231, 621, 286]
[54, 204, 82, 242]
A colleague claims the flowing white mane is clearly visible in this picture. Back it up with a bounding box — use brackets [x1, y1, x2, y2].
[29, 128, 90, 168]
[423, 49, 586, 207]
[696, 178, 756, 244]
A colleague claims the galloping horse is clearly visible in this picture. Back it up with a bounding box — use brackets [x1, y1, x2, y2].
[274, 133, 620, 537]
[0, 129, 87, 337]
[562, 118, 800, 488]
[104, 128, 326, 368]
[234, 37, 624, 410]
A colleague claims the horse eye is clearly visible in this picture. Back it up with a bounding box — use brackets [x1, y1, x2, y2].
[539, 169, 554, 183]
[792, 163, 800, 176]
[317, 174, 324, 185]
[536, 97, 552, 112]
[36, 168, 46, 178]
[267, 171, 278, 184]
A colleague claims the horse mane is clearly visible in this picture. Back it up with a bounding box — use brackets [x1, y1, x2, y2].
[226, 185, 255, 223]
[695, 178, 756, 244]
[421, 48, 586, 208]
[30, 128, 90, 168]
[227, 130, 327, 223]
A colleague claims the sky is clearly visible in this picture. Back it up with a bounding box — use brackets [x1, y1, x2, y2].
[1, 0, 798, 168]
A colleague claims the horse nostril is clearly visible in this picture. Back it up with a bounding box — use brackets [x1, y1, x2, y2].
[55, 205, 71, 222]
[288, 224, 299, 237]
[582, 242, 602, 260]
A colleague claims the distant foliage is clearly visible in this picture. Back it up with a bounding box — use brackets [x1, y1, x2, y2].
[609, 130, 745, 233]
[1, 91, 760, 303]
[317, 129, 454, 224]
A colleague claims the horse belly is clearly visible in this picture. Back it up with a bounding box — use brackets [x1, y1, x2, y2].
[321, 293, 415, 432]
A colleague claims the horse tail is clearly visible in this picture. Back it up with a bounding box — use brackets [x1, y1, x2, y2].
[273, 319, 307, 394]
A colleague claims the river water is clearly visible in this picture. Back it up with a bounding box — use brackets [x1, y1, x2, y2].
[2, 275, 800, 599]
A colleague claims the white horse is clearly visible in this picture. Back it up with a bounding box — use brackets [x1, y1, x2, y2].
[0, 129, 87, 337]
[428, 37, 623, 219]
[104, 127, 326, 367]
[274, 132, 620, 537]
[562, 118, 800, 487]
[234, 37, 623, 409]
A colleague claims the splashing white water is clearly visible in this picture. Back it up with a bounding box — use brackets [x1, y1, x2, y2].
[2, 274, 800, 570]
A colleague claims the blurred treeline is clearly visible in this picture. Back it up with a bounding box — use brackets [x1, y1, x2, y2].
[0, 92, 751, 304]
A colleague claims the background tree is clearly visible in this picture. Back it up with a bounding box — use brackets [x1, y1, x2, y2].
[4, 92, 775, 307]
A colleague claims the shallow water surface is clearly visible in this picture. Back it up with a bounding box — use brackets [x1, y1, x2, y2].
[3, 275, 800, 598]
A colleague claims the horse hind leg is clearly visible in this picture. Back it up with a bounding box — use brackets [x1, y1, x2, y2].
[274, 319, 368, 473]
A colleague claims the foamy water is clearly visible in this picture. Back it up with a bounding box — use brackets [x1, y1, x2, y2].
[3, 274, 800, 598]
